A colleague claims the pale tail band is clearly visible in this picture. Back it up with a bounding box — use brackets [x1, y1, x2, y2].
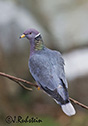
[61, 102, 76, 116]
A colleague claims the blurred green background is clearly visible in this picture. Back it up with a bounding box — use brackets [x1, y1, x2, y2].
[0, 0, 88, 126]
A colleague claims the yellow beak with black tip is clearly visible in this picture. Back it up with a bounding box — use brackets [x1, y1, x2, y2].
[20, 34, 25, 39]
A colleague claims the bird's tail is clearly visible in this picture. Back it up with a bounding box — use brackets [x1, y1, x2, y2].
[61, 102, 76, 116]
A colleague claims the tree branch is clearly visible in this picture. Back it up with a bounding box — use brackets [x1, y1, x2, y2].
[0, 72, 88, 110]
[69, 97, 88, 109]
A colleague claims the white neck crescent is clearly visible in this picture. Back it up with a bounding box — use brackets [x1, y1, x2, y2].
[35, 33, 41, 38]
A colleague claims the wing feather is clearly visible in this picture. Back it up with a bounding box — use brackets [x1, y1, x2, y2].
[29, 48, 68, 102]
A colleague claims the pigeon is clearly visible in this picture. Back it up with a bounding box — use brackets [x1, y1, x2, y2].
[20, 28, 76, 116]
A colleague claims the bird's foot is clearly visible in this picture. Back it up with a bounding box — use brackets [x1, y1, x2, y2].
[37, 86, 40, 90]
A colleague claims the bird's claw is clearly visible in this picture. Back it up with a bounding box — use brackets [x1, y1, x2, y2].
[37, 86, 40, 90]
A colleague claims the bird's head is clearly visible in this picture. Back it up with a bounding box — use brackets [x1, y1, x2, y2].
[20, 28, 40, 41]
[20, 28, 44, 52]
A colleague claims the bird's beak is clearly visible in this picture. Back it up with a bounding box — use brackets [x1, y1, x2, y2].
[20, 34, 25, 39]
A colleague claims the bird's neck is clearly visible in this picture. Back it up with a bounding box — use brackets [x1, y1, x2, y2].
[29, 38, 44, 56]
[34, 39, 44, 51]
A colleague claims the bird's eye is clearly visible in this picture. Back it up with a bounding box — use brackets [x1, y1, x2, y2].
[29, 32, 32, 34]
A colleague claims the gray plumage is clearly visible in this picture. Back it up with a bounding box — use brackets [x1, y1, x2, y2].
[20, 28, 76, 116]
[29, 47, 69, 104]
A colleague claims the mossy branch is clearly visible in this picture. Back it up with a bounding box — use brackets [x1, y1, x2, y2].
[0, 72, 88, 110]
